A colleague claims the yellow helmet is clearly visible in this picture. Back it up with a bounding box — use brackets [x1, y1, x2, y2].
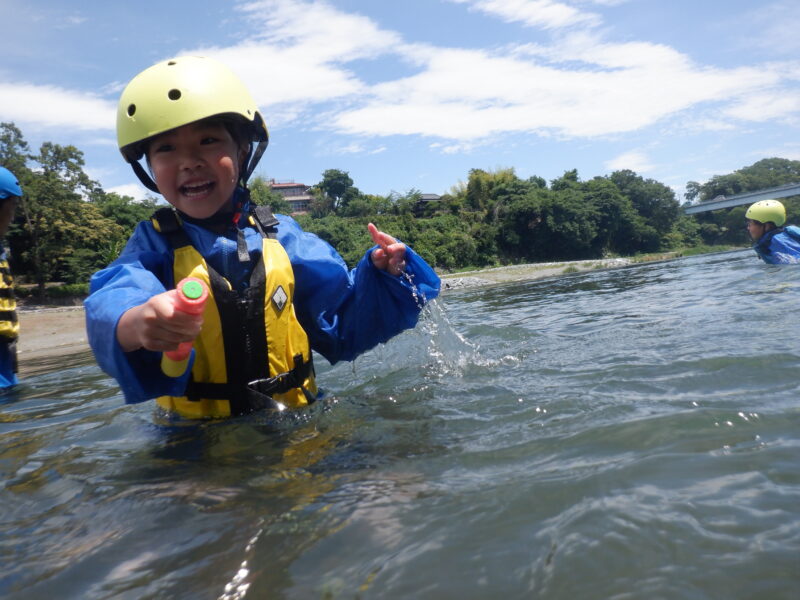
[745, 199, 786, 227]
[116, 56, 268, 191]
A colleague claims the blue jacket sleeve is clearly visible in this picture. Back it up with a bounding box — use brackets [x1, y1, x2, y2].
[276, 215, 440, 363]
[84, 222, 192, 404]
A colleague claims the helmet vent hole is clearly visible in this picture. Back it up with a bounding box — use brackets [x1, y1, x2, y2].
[127, 104, 136, 116]
[168, 89, 182, 101]
[167, 60, 177, 66]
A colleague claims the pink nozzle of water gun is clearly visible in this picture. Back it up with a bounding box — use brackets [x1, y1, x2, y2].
[163, 277, 208, 363]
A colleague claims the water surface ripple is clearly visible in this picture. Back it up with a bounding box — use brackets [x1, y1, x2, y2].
[1, 250, 799, 599]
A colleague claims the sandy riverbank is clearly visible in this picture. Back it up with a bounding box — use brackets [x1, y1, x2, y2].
[17, 306, 89, 370]
[14, 256, 639, 371]
[439, 257, 634, 290]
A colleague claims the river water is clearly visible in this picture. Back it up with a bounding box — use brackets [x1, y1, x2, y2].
[1, 249, 799, 599]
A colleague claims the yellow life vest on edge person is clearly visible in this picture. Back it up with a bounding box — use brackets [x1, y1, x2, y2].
[0, 257, 18, 341]
[151, 207, 317, 419]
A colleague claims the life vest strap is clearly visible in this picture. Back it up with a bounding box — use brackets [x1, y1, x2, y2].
[0, 310, 18, 323]
[184, 354, 315, 415]
[251, 205, 279, 239]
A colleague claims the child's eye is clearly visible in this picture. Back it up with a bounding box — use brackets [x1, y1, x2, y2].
[200, 136, 219, 145]
[153, 143, 173, 153]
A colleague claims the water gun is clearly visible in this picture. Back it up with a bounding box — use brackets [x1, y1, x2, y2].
[160, 277, 208, 378]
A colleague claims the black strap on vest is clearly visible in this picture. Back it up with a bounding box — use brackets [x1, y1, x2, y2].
[151, 205, 314, 416]
[0, 310, 17, 323]
[250, 205, 279, 239]
[185, 354, 315, 412]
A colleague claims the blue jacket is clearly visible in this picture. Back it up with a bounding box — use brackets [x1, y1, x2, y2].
[85, 211, 440, 404]
[753, 225, 800, 264]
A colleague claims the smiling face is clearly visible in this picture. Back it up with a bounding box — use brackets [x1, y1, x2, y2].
[147, 119, 249, 219]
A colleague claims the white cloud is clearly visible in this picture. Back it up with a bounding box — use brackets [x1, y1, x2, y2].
[605, 150, 653, 173]
[447, 0, 600, 30]
[3, 0, 800, 161]
[107, 182, 152, 200]
[180, 0, 404, 123]
[330, 41, 787, 141]
[0, 83, 115, 131]
[333, 142, 386, 155]
[722, 91, 800, 123]
[238, 0, 401, 60]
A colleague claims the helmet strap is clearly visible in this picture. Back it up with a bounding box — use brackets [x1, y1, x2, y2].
[131, 160, 160, 193]
[242, 140, 267, 185]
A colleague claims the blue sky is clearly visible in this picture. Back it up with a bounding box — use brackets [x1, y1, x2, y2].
[3, 0, 800, 202]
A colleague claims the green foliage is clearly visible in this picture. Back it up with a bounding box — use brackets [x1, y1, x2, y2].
[94, 191, 159, 236]
[14, 282, 89, 299]
[3, 121, 793, 288]
[46, 282, 91, 297]
[689, 158, 800, 203]
[688, 157, 800, 245]
[609, 170, 679, 237]
[7, 135, 107, 294]
[315, 169, 363, 214]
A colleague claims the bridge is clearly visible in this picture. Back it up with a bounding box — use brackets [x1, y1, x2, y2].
[683, 182, 800, 215]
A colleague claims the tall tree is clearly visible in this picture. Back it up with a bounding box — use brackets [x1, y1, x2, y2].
[9, 141, 102, 294]
[609, 169, 680, 238]
[316, 169, 360, 212]
[0, 122, 30, 175]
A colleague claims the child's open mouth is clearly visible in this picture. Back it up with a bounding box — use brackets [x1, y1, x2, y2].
[180, 181, 215, 197]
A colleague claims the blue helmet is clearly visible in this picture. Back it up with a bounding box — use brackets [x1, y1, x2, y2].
[0, 167, 22, 200]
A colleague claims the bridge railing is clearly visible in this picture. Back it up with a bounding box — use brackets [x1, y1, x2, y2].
[683, 183, 800, 215]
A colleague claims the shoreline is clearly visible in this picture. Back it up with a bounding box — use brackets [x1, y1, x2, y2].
[12, 255, 657, 371]
[17, 305, 89, 375]
[439, 256, 635, 290]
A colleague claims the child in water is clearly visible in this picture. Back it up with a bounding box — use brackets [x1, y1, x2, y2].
[85, 56, 440, 419]
[0, 166, 21, 388]
[745, 199, 800, 264]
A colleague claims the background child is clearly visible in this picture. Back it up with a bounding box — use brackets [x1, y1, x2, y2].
[85, 56, 440, 419]
[0, 166, 21, 388]
[745, 199, 800, 264]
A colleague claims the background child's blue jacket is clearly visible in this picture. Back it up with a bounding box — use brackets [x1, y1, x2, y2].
[85, 213, 440, 404]
[753, 225, 800, 264]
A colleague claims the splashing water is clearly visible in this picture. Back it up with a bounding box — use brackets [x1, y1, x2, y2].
[3, 250, 800, 599]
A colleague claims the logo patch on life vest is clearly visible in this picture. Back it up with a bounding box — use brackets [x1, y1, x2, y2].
[271, 285, 288, 312]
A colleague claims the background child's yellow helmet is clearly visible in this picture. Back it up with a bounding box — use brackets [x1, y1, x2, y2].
[116, 56, 269, 192]
[745, 199, 786, 227]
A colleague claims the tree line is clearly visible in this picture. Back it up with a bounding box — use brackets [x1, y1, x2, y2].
[1, 120, 799, 297]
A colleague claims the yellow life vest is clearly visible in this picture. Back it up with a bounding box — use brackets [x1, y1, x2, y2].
[0, 257, 18, 341]
[151, 207, 317, 419]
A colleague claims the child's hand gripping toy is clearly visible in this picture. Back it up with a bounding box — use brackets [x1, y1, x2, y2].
[160, 277, 208, 378]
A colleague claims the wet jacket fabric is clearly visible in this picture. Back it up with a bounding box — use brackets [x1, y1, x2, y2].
[753, 225, 800, 264]
[85, 211, 440, 405]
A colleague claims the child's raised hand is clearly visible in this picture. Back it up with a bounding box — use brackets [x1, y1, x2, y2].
[368, 222, 407, 276]
[116, 289, 204, 353]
